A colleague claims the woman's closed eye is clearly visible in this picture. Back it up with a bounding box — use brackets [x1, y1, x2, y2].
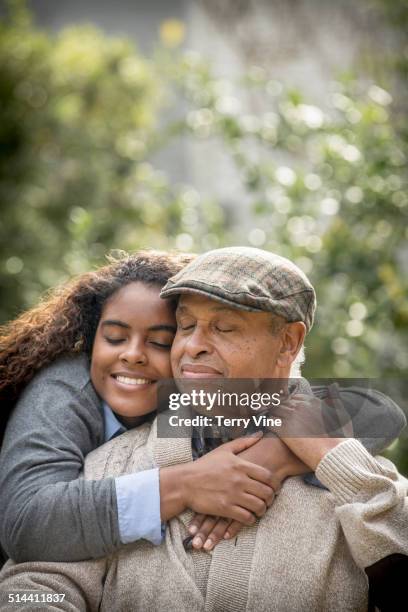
[104, 336, 126, 345]
[149, 340, 172, 349]
[147, 330, 174, 349]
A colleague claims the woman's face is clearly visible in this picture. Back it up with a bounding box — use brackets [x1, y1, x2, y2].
[91, 282, 176, 427]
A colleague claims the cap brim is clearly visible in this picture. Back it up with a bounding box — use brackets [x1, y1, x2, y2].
[160, 285, 264, 313]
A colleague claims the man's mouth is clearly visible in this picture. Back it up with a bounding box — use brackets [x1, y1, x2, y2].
[180, 364, 223, 379]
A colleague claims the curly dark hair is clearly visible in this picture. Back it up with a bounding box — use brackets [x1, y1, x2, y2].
[0, 250, 194, 427]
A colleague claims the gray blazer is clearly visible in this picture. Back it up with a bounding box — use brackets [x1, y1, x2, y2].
[0, 354, 406, 563]
[0, 354, 120, 563]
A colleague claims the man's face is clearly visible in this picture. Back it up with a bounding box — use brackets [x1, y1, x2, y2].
[171, 294, 285, 379]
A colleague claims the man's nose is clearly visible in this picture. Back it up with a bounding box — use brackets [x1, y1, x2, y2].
[183, 326, 212, 359]
[119, 340, 147, 365]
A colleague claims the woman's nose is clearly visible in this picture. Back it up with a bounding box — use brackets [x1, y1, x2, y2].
[119, 340, 147, 365]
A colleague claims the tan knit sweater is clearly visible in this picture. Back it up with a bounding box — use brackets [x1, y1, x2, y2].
[0, 420, 407, 612]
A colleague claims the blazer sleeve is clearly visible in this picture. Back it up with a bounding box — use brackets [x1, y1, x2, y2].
[312, 384, 407, 453]
[0, 355, 121, 562]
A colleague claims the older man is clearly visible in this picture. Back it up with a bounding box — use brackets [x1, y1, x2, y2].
[0, 247, 407, 612]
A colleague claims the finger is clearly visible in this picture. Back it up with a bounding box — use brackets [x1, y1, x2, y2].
[285, 393, 317, 403]
[333, 404, 354, 438]
[225, 506, 257, 526]
[274, 398, 298, 412]
[202, 518, 232, 551]
[192, 516, 219, 549]
[236, 492, 267, 518]
[287, 395, 317, 405]
[224, 432, 263, 455]
[241, 461, 274, 486]
[188, 513, 206, 536]
[224, 520, 244, 540]
[244, 479, 275, 505]
[279, 395, 316, 411]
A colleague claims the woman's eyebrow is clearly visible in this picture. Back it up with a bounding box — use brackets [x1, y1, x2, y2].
[101, 320, 130, 329]
[101, 321, 176, 333]
[148, 324, 177, 333]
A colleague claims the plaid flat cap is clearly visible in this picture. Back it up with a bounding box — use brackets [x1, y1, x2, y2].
[160, 246, 316, 332]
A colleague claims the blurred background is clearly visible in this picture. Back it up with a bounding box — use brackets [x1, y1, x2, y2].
[0, 0, 407, 472]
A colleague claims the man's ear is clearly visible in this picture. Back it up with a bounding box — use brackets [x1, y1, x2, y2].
[277, 322, 306, 367]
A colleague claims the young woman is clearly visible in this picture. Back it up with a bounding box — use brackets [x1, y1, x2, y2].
[0, 250, 283, 564]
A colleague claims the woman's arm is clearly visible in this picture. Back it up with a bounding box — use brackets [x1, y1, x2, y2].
[311, 383, 407, 453]
[186, 384, 407, 549]
[0, 355, 121, 562]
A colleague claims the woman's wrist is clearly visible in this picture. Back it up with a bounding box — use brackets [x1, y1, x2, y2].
[159, 463, 191, 521]
[238, 436, 307, 487]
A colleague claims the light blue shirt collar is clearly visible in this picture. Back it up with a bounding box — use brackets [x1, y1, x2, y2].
[103, 402, 127, 442]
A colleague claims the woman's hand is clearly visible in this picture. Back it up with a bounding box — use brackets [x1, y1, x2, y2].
[187, 435, 310, 550]
[160, 433, 276, 524]
[274, 393, 354, 470]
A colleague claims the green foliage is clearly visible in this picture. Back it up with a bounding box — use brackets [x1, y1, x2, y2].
[172, 59, 408, 380]
[1, 2, 406, 471]
[0, 1, 225, 321]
